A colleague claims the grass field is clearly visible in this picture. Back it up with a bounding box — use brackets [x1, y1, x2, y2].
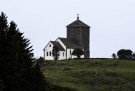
[42, 59, 135, 91]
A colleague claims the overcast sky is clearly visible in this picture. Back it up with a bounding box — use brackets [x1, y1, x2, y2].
[1, 0, 135, 58]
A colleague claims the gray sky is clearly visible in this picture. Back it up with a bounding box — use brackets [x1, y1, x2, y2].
[1, 0, 135, 58]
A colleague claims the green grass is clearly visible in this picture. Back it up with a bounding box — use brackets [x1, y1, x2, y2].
[42, 59, 135, 91]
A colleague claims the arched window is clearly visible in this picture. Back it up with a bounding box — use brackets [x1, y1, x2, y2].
[46, 52, 48, 56]
[50, 51, 51, 56]
[49, 44, 51, 47]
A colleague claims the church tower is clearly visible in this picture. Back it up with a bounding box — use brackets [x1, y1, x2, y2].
[66, 15, 91, 58]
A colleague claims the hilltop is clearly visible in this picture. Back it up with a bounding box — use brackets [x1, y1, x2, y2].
[42, 59, 135, 91]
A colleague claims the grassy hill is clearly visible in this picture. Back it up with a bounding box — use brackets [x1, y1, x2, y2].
[42, 59, 135, 91]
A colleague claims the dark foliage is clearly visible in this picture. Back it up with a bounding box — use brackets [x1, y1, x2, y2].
[36, 57, 45, 66]
[0, 12, 46, 91]
[72, 48, 84, 58]
[52, 45, 59, 60]
[50, 85, 77, 91]
[0, 80, 4, 91]
[0, 12, 8, 91]
[117, 49, 133, 60]
[112, 53, 117, 59]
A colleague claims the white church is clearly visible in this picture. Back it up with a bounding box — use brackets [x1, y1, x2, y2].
[43, 15, 91, 60]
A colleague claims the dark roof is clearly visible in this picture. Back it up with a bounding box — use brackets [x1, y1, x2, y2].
[66, 19, 90, 28]
[50, 41, 65, 51]
[59, 38, 83, 49]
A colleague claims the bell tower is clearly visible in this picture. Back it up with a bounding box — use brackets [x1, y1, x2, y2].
[66, 15, 91, 58]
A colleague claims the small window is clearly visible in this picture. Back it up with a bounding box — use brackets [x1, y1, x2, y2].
[46, 52, 48, 56]
[50, 51, 51, 56]
[70, 50, 72, 54]
[63, 52, 64, 57]
[49, 44, 51, 47]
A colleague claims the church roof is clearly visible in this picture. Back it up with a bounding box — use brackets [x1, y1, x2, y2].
[66, 18, 90, 28]
[50, 41, 65, 51]
[59, 38, 83, 49]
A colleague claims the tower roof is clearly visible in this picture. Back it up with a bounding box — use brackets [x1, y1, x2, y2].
[66, 16, 90, 28]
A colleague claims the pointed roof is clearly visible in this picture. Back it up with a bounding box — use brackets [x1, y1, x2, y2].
[58, 38, 83, 49]
[66, 16, 90, 28]
[50, 41, 65, 51]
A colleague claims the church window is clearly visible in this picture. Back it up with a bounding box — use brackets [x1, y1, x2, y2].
[46, 52, 48, 56]
[63, 52, 64, 57]
[50, 51, 51, 56]
[49, 44, 51, 47]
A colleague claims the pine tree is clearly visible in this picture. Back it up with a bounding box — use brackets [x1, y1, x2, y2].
[5, 21, 33, 91]
[6, 21, 46, 91]
[0, 12, 8, 90]
[0, 12, 47, 91]
[0, 12, 8, 72]
[27, 62, 46, 91]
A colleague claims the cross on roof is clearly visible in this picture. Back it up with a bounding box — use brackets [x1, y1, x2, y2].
[77, 14, 79, 20]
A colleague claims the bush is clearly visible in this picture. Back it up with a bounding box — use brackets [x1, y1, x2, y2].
[117, 49, 133, 60]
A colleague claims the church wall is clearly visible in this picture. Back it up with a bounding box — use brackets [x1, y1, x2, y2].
[59, 51, 66, 60]
[66, 48, 73, 59]
[67, 28, 82, 46]
[44, 42, 54, 60]
[82, 27, 90, 58]
[67, 27, 90, 58]
[44, 41, 66, 60]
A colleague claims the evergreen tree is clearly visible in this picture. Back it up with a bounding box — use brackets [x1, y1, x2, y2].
[0, 12, 8, 91]
[0, 80, 4, 91]
[0, 12, 47, 91]
[27, 62, 46, 91]
[5, 21, 33, 91]
[6, 21, 46, 91]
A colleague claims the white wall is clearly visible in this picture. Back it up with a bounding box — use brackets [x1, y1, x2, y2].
[43, 41, 66, 60]
[59, 51, 66, 60]
[44, 42, 54, 60]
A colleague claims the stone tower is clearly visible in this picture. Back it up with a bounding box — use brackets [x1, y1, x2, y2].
[66, 15, 90, 58]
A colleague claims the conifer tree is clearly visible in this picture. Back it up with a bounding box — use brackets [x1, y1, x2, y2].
[0, 12, 47, 91]
[7, 21, 46, 91]
[0, 12, 8, 90]
[5, 21, 33, 91]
